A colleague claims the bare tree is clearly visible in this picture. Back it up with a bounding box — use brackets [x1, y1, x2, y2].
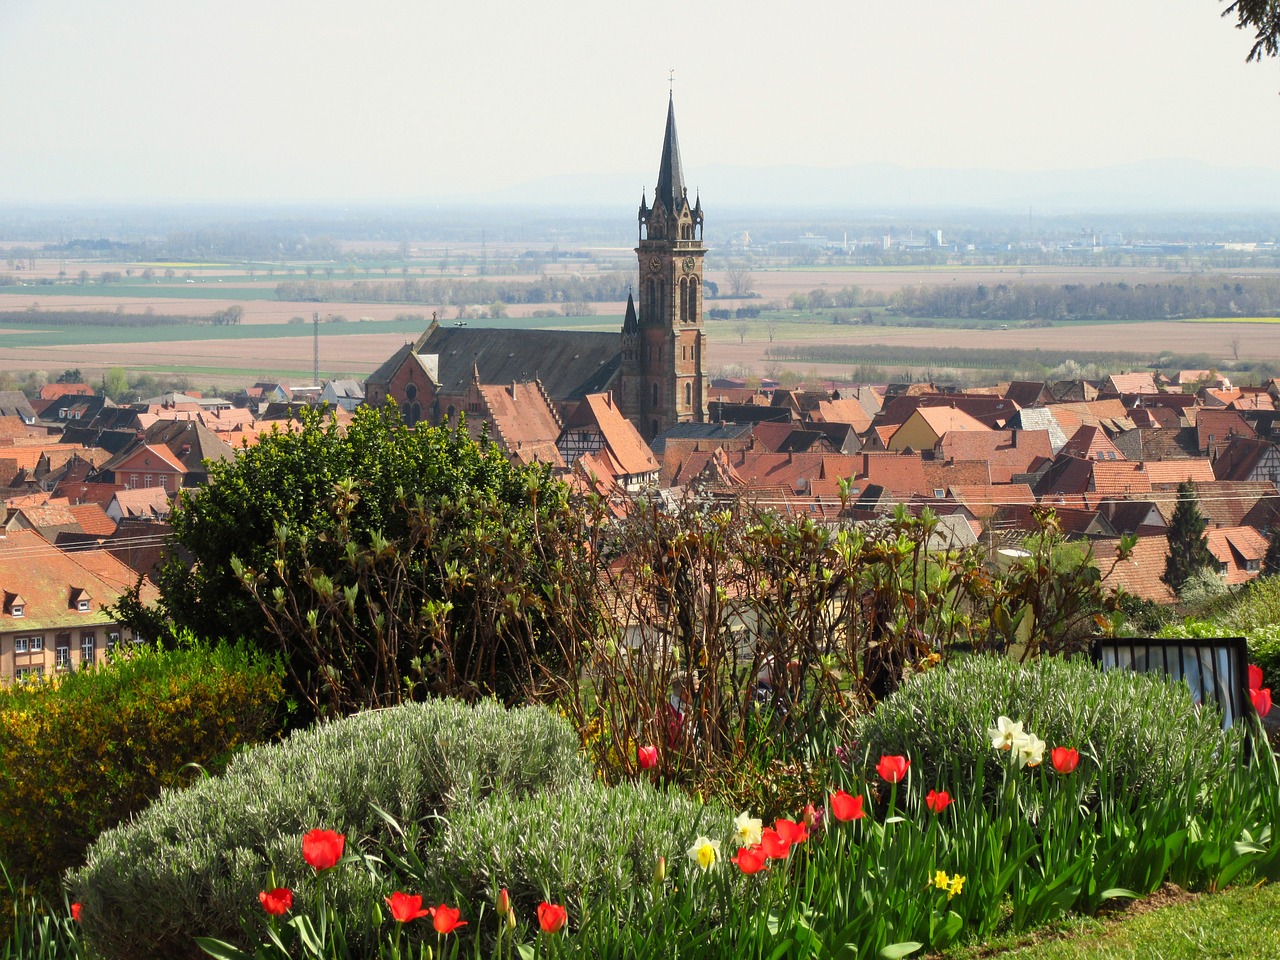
[726, 260, 755, 298]
[734, 321, 749, 344]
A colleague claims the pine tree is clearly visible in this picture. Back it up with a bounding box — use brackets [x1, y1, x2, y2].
[1162, 480, 1217, 595]
[1264, 525, 1280, 576]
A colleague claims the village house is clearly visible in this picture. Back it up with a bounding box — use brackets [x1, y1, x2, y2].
[0, 529, 156, 683]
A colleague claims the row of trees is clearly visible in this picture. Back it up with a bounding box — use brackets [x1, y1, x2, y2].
[0, 309, 232, 328]
[891, 278, 1280, 322]
[274, 274, 632, 307]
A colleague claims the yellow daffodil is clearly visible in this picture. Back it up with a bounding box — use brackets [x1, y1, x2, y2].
[987, 716, 1024, 751]
[733, 812, 763, 847]
[687, 836, 721, 871]
[948, 874, 966, 899]
[933, 870, 951, 891]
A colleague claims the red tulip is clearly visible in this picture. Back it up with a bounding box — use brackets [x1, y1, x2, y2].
[637, 744, 658, 769]
[496, 888, 511, 916]
[732, 844, 768, 874]
[1253, 686, 1273, 718]
[258, 888, 293, 916]
[925, 789, 953, 813]
[386, 892, 431, 923]
[876, 755, 910, 784]
[71, 903, 82, 923]
[759, 827, 791, 859]
[302, 829, 345, 871]
[1051, 746, 1080, 774]
[774, 817, 809, 844]
[1249, 664, 1263, 692]
[830, 790, 865, 822]
[430, 903, 467, 935]
[537, 902, 568, 934]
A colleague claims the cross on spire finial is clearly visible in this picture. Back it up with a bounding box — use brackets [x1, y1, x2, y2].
[669, 69, 674, 94]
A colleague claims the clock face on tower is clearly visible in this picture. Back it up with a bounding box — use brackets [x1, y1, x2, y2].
[649, 257, 662, 272]
[682, 256, 696, 273]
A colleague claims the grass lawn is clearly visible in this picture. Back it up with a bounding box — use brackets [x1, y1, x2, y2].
[941, 881, 1280, 959]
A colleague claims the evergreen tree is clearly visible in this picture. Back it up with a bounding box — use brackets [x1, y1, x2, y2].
[1264, 524, 1280, 576]
[1162, 480, 1217, 595]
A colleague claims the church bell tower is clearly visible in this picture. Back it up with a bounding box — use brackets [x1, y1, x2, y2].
[619, 94, 706, 442]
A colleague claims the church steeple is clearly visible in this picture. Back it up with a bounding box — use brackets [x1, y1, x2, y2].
[654, 94, 686, 215]
[618, 93, 707, 442]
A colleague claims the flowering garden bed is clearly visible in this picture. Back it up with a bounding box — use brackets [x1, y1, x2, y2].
[11, 657, 1262, 960]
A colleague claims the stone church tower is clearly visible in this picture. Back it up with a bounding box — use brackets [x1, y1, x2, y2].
[619, 95, 706, 441]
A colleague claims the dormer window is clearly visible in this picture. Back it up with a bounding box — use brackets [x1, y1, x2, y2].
[4, 592, 25, 617]
[11, 604, 23, 618]
[69, 587, 92, 613]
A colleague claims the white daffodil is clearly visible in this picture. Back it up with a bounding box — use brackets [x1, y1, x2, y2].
[1015, 732, 1046, 768]
[733, 811, 763, 847]
[988, 716, 1025, 752]
[687, 835, 721, 871]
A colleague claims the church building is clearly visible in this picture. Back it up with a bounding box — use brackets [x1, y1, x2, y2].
[365, 95, 707, 443]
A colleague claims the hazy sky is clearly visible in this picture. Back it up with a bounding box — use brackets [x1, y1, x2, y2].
[2, 0, 1278, 203]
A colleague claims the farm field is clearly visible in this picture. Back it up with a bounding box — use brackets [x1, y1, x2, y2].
[4, 258, 1280, 386]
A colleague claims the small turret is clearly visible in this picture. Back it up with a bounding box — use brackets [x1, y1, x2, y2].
[622, 290, 639, 336]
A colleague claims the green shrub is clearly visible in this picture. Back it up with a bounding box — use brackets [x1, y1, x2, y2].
[851, 654, 1228, 808]
[70, 699, 587, 960]
[0, 640, 283, 897]
[1163, 574, 1280, 680]
[431, 779, 733, 924]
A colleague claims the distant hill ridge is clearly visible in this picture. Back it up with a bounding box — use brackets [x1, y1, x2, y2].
[474, 158, 1280, 213]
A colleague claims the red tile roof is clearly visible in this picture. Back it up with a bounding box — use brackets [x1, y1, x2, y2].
[1060, 425, 1127, 462]
[1098, 536, 1176, 604]
[109, 487, 172, 519]
[1196, 409, 1254, 456]
[568, 393, 659, 477]
[0, 529, 158, 634]
[1144, 459, 1216, 486]
[1207, 526, 1268, 585]
[473, 381, 565, 469]
[808, 397, 872, 432]
[66, 503, 117, 538]
[1105, 372, 1158, 395]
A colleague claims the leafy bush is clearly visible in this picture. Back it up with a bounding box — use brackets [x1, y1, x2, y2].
[69, 699, 587, 960]
[1165, 575, 1280, 679]
[1157, 618, 1280, 683]
[432, 779, 732, 924]
[118, 404, 590, 716]
[851, 654, 1228, 808]
[0, 641, 282, 897]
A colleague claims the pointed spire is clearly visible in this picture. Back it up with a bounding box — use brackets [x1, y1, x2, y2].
[471, 361, 481, 383]
[654, 94, 686, 214]
[622, 290, 639, 335]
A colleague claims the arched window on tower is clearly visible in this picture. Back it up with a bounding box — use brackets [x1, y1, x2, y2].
[688, 276, 699, 321]
[685, 382, 692, 408]
[678, 278, 688, 322]
[646, 278, 656, 316]
[652, 382, 659, 408]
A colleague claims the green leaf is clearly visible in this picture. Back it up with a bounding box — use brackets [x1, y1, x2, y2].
[194, 938, 254, 960]
[1099, 887, 1140, 901]
[879, 942, 924, 959]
